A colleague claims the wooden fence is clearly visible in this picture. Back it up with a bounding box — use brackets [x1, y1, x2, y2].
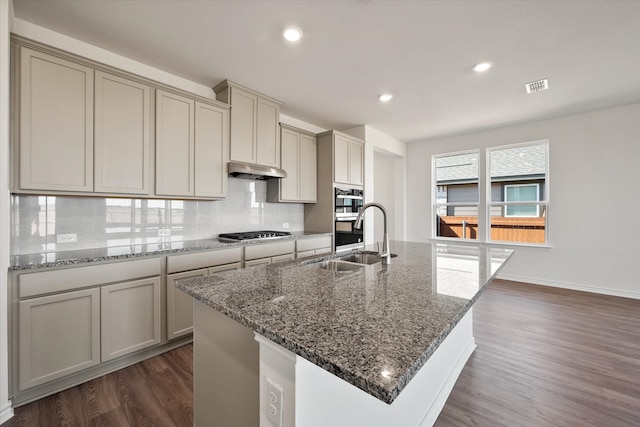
[439, 216, 545, 243]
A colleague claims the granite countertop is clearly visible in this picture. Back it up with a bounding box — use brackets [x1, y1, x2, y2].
[9, 231, 331, 271]
[176, 240, 513, 404]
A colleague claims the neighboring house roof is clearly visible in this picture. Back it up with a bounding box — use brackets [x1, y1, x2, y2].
[436, 145, 546, 184]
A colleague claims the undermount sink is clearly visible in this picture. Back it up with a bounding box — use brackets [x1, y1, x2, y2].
[338, 252, 382, 265]
[318, 260, 366, 272]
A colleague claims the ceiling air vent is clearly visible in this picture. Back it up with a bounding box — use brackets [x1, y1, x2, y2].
[525, 79, 549, 94]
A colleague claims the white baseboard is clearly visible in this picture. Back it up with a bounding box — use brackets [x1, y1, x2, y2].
[497, 274, 640, 300]
[0, 403, 14, 425]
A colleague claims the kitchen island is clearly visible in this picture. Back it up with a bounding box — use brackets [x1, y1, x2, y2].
[177, 241, 513, 427]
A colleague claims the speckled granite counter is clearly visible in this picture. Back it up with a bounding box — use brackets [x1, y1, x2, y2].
[177, 241, 513, 404]
[9, 231, 331, 271]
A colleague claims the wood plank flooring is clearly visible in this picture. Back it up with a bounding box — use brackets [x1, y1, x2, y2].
[436, 280, 640, 427]
[2, 279, 639, 427]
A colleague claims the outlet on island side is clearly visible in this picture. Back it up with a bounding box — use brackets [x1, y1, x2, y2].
[282, 222, 289, 229]
[157, 228, 171, 237]
[266, 377, 283, 427]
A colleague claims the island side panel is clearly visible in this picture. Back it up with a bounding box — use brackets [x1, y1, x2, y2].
[194, 300, 259, 427]
[295, 309, 476, 427]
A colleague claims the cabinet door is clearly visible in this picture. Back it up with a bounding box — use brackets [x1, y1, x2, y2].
[101, 277, 161, 361]
[279, 128, 299, 201]
[333, 134, 350, 184]
[349, 139, 364, 186]
[229, 87, 257, 163]
[299, 133, 317, 202]
[156, 90, 195, 196]
[94, 71, 151, 194]
[166, 269, 207, 341]
[256, 97, 280, 167]
[195, 101, 229, 198]
[18, 47, 94, 192]
[18, 288, 100, 390]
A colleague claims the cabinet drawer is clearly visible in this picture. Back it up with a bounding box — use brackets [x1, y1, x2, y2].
[296, 236, 332, 252]
[244, 240, 295, 261]
[18, 258, 161, 298]
[167, 247, 242, 274]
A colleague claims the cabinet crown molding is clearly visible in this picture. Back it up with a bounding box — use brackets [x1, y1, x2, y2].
[213, 79, 282, 105]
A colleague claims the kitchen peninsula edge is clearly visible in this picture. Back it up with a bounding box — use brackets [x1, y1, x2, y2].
[176, 241, 513, 427]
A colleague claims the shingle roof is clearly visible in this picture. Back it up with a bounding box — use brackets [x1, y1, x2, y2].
[436, 145, 546, 183]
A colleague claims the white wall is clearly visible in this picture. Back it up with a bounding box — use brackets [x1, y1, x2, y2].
[344, 125, 408, 244]
[408, 103, 640, 299]
[1, 0, 13, 422]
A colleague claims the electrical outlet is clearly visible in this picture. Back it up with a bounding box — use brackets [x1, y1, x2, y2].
[57, 233, 77, 244]
[265, 378, 283, 427]
[157, 228, 171, 237]
[282, 222, 289, 229]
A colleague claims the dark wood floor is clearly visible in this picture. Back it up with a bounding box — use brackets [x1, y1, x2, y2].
[3, 280, 639, 427]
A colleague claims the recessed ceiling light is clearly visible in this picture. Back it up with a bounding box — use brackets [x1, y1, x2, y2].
[379, 93, 393, 102]
[283, 26, 303, 42]
[473, 61, 493, 72]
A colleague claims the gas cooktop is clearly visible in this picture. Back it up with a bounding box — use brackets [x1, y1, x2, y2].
[217, 230, 292, 243]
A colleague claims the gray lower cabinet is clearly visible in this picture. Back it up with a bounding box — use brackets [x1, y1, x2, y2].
[13, 257, 161, 397]
[100, 277, 161, 362]
[166, 269, 208, 341]
[17, 288, 101, 391]
[295, 236, 332, 258]
[165, 248, 243, 341]
[244, 240, 296, 267]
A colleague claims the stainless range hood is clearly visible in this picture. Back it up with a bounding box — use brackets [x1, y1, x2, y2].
[228, 161, 287, 180]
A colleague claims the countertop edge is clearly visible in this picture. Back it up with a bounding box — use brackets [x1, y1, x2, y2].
[9, 232, 333, 271]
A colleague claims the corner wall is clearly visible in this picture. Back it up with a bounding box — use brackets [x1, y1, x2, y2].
[344, 125, 408, 244]
[407, 103, 640, 298]
[1, 0, 14, 422]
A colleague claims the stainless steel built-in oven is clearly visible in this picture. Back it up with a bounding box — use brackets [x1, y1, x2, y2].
[334, 187, 364, 251]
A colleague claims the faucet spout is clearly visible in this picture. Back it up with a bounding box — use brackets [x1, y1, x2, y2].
[355, 202, 391, 265]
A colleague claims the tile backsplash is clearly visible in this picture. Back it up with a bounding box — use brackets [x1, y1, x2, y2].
[11, 178, 303, 255]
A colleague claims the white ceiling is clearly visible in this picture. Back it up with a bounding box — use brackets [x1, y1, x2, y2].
[12, 0, 640, 143]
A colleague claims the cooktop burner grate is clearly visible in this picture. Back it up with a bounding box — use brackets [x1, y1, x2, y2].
[218, 230, 292, 242]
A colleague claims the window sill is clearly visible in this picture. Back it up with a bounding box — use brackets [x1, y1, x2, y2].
[430, 237, 552, 250]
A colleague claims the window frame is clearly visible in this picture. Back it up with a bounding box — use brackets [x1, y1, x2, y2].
[432, 150, 480, 241]
[503, 183, 541, 217]
[432, 140, 550, 247]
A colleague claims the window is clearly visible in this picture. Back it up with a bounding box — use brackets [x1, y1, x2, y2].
[504, 184, 540, 217]
[433, 141, 548, 246]
[433, 152, 479, 240]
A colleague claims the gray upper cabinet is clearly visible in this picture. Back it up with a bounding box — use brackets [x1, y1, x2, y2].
[156, 90, 230, 199]
[214, 80, 281, 168]
[12, 39, 229, 200]
[16, 46, 94, 192]
[194, 101, 229, 198]
[155, 90, 195, 197]
[268, 124, 317, 203]
[94, 71, 152, 195]
[318, 130, 365, 187]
